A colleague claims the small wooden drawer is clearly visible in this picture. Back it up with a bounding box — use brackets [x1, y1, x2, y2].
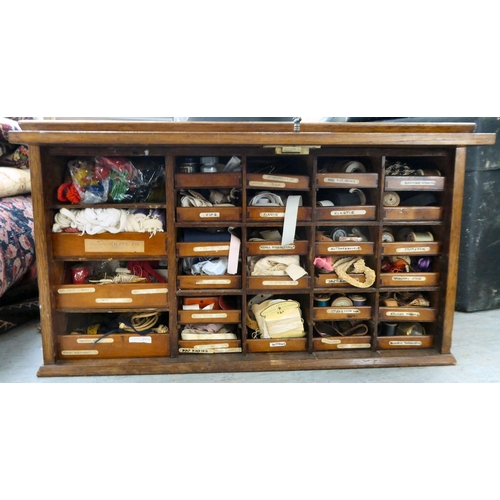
[313, 306, 372, 321]
[380, 273, 440, 287]
[176, 207, 242, 223]
[377, 335, 434, 349]
[176, 172, 242, 189]
[316, 241, 374, 255]
[316, 205, 376, 221]
[381, 242, 441, 256]
[58, 333, 170, 359]
[379, 307, 437, 322]
[177, 241, 231, 258]
[385, 176, 445, 191]
[246, 206, 312, 221]
[56, 284, 168, 310]
[383, 206, 443, 221]
[317, 173, 378, 188]
[52, 232, 167, 259]
[313, 336, 372, 351]
[247, 240, 309, 255]
[247, 276, 310, 290]
[178, 340, 242, 354]
[247, 173, 310, 190]
[315, 273, 367, 288]
[178, 275, 241, 289]
[178, 309, 241, 324]
[246, 338, 307, 353]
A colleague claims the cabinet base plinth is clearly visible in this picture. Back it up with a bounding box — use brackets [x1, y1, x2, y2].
[36, 350, 457, 377]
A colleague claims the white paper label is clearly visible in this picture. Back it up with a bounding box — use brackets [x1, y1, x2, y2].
[330, 210, 367, 216]
[262, 280, 299, 286]
[259, 244, 295, 251]
[262, 174, 299, 183]
[193, 245, 230, 252]
[77, 338, 114, 344]
[179, 348, 242, 354]
[95, 298, 133, 303]
[58, 287, 96, 294]
[191, 313, 228, 319]
[392, 276, 426, 282]
[324, 177, 360, 185]
[62, 350, 99, 356]
[249, 181, 286, 188]
[327, 308, 361, 314]
[270, 342, 287, 347]
[389, 340, 423, 346]
[129, 336, 152, 344]
[401, 180, 436, 186]
[193, 344, 230, 349]
[85, 239, 145, 253]
[260, 212, 285, 218]
[131, 288, 168, 295]
[327, 246, 362, 252]
[325, 278, 347, 284]
[195, 279, 232, 285]
[321, 338, 341, 345]
[199, 212, 220, 218]
[337, 344, 371, 349]
[396, 247, 431, 253]
[386, 312, 421, 317]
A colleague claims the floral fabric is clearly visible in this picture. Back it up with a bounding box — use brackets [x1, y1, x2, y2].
[0, 117, 31, 168]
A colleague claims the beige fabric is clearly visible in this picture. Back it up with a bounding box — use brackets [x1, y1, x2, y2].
[0, 167, 31, 197]
[333, 257, 376, 288]
[252, 299, 305, 339]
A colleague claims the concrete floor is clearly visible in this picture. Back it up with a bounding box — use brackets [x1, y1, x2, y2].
[1, 310, 499, 382]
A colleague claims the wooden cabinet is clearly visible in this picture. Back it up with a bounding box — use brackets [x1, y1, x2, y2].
[9, 120, 495, 377]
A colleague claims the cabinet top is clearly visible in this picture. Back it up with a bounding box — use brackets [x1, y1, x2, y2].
[9, 120, 496, 147]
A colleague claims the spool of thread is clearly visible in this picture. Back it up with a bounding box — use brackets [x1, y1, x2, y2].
[331, 160, 367, 173]
[382, 231, 395, 242]
[396, 323, 426, 336]
[382, 323, 398, 336]
[179, 157, 198, 173]
[314, 294, 331, 307]
[397, 227, 413, 241]
[407, 231, 434, 242]
[383, 192, 401, 207]
[349, 295, 367, 306]
[330, 228, 348, 241]
[331, 295, 354, 307]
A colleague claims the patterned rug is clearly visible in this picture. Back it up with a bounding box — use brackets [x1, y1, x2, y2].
[0, 297, 39, 334]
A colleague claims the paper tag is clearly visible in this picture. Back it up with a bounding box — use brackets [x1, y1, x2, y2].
[259, 244, 296, 251]
[325, 278, 347, 284]
[129, 336, 152, 344]
[327, 246, 362, 252]
[386, 311, 421, 317]
[199, 212, 220, 218]
[327, 308, 360, 314]
[396, 247, 431, 253]
[191, 313, 228, 319]
[321, 338, 341, 345]
[58, 287, 96, 294]
[85, 239, 145, 253]
[193, 245, 230, 252]
[324, 177, 360, 185]
[262, 280, 299, 286]
[270, 342, 287, 347]
[337, 344, 371, 349]
[286, 264, 308, 281]
[131, 288, 168, 295]
[401, 180, 436, 186]
[388, 340, 423, 346]
[262, 174, 299, 183]
[249, 181, 286, 188]
[330, 210, 367, 216]
[179, 348, 242, 354]
[62, 350, 99, 356]
[77, 338, 114, 344]
[260, 212, 285, 218]
[195, 279, 231, 285]
[392, 276, 426, 281]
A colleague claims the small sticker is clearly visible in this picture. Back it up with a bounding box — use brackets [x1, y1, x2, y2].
[58, 287, 96, 294]
[129, 336, 152, 344]
[337, 344, 371, 349]
[388, 340, 423, 346]
[191, 313, 228, 319]
[327, 246, 362, 252]
[396, 247, 431, 253]
[392, 276, 426, 281]
[321, 338, 341, 345]
[260, 212, 286, 218]
[400, 180, 436, 186]
[249, 181, 286, 188]
[77, 338, 114, 344]
[330, 210, 367, 216]
[262, 174, 299, 183]
[259, 244, 296, 251]
[327, 308, 361, 314]
[386, 312, 421, 317]
[270, 342, 287, 347]
[262, 280, 299, 286]
[200, 212, 220, 218]
[61, 350, 99, 356]
[324, 177, 360, 185]
[195, 279, 232, 285]
[131, 288, 168, 295]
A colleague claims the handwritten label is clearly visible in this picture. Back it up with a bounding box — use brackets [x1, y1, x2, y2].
[396, 247, 431, 253]
[199, 212, 220, 218]
[191, 313, 228, 319]
[327, 308, 361, 315]
[330, 210, 366, 216]
[131, 288, 168, 295]
[62, 350, 99, 356]
[77, 338, 113, 344]
[386, 311, 420, 317]
[262, 174, 299, 183]
[392, 276, 426, 282]
[324, 177, 360, 185]
[388, 340, 423, 346]
[193, 344, 230, 349]
[129, 336, 152, 344]
[262, 280, 299, 286]
[327, 246, 362, 252]
[195, 279, 231, 285]
[270, 342, 287, 347]
[85, 239, 145, 253]
[260, 212, 285, 218]
[325, 278, 347, 284]
[95, 298, 133, 303]
[259, 244, 295, 251]
[321, 338, 341, 345]
[401, 180, 436, 186]
[58, 287, 96, 294]
[249, 181, 286, 188]
[179, 348, 242, 354]
[337, 344, 371, 349]
[193, 245, 230, 253]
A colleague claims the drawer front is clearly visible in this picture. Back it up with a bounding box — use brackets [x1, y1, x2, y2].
[383, 206, 443, 221]
[316, 242, 374, 255]
[316, 206, 376, 221]
[381, 242, 441, 256]
[380, 273, 440, 287]
[247, 173, 310, 190]
[246, 207, 312, 221]
[247, 240, 309, 255]
[52, 232, 167, 259]
[176, 207, 242, 222]
[178, 310, 241, 324]
[247, 276, 310, 290]
[246, 338, 307, 353]
[178, 275, 242, 289]
[377, 335, 434, 349]
[58, 334, 170, 359]
[178, 340, 242, 354]
[317, 173, 378, 188]
[176, 172, 242, 189]
[315, 273, 367, 288]
[379, 307, 437, 322]
[56, 284, 168, 309]
[313, 336, 372, 351]
[385, 176, 445, 191]
[177, 241, 231, 258]
[313, 306, 372, 321]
